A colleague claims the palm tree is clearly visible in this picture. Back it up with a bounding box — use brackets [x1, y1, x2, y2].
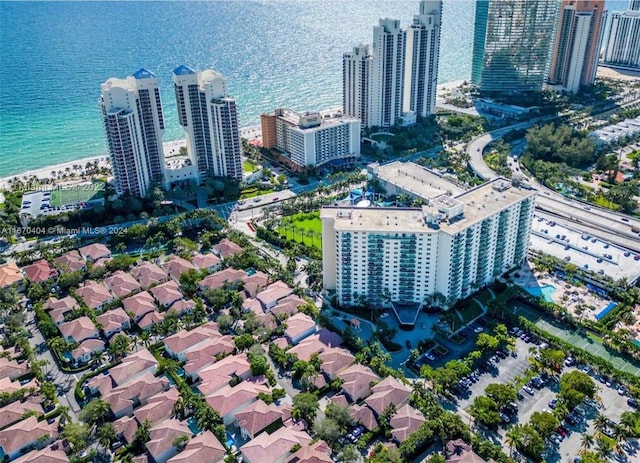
[505, 424, 524, 457]
[58, 405, 72, 428]
[595, 437, 613, 462]
[580, 433, 595, 456]
[593, 413, 609, 438]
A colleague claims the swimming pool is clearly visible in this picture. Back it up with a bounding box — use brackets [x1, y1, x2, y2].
[595, 301, 618, 321]
[524, 285, 556, 303]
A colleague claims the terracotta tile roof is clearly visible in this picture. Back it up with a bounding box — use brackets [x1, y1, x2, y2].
[145, 418, 192, 462]
[44, 296, 78, 312]
[12, 445, 69, 463]
[198, 353, 250, 383]
[183, 340, 235, 379]
[0, 400, 43, 430]
[113, 415, 138, 443]
[365, 376, 412, 417]
[71, 339, 105, 362]
[54, 250, 85, 272]
[109, 348, 158, 386]
[243, 298, 263, 314]
[285, 313, 316, 343]
[191, 252, 221, 270]
[205, 381, 270, 417]
[288, 329, 343, 361]
[197, 373, 233, 397]
[285, 440, 332, 463]
[0, 357, 30, 381]
[167, 430, 225, 463]
[330, 394, 349, 408]
[131, 261, 168, 289]
[256, 281, 293, 308]
[445, 439, 490, 463]
[163, 322, 221, 356]
[122, 291, 157, 321]
[75, 280, 113, 309]
[337, 364, 380, 403]
[235, 400, 287, 437]
[390, 404, 425, 443]
[242, 271, 270, 298]
[0, 376, 36, 394]
[134, 387, 180, 425]
[0, 416, 58, 458]
[198, 268, 246, 292]
[150, 280, 183, 307]
[240, 427, 312, 463]
[23, 259, 58, 283]
[270, 295, 306, 317]
[212, 238, 243, 259]
[79, 243, 111, 261]
[350, 404, 378, 431]
[103, 271, 141, 298]
[59, 316, 98, 343]
[104, 372, 170, 417]
[168, 298, 195, 315]
[138, 311, 165, 331]
[0, 261, 23, 288]
[161, 255, 195, 281]
[86, 373, 115, 396]
[96, 307, 130, 335]
[319, 348, 355, 379]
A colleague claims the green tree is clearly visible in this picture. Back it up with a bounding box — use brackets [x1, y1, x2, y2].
[470, 396, 501, 427]
[475, 333, 499, 352]
[338, 445, 361, 463]
[234, 333, 255, 352]
[108, 333, 132, 358]
[529, 411, 559, 439]
[539, 348, 565, 370]
[559, 370, 596, 408]
[61, 422, 90, 452]
[314, 417, 341, 444]
[97, 423, 117, 449]
[292, 392, 319, 422]
[78, 397, 111, 426]
[485, 383, 517, 409]
[325, 402, 354, 430]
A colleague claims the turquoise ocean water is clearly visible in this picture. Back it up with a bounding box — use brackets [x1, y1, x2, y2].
[0, 0, 630, 177]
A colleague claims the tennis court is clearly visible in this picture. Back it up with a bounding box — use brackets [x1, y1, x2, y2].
[50, 181, 105, 206]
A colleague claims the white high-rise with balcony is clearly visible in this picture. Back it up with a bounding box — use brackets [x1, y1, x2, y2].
[602, 4, 640, 70]
[343, 44, 374, 128]
[100, 68, 165, 197]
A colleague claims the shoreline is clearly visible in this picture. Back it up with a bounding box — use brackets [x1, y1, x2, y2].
[1, 81, 467, 191]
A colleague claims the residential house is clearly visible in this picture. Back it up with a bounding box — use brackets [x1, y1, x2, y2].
[0, 377, 36, 395]
[337, 364, 380, 403]
[167, 298, 195, 316]
[242, 298, 276, 331]
[145, 419, 192, 463]
[0, 357, 29, 381]
[167, 430, 225, 463]
[138, 311, 165, 331]
[150, 281, 183, 309]
[0, 262, 23, 288]
[164, 322, 232, 363]
[104, 372, 170, 419]
[113, 415, 139, 444]
[287, 329, 343, 361]
[71, 339, 105, 364]
[197, 353, 250, 384]
[365, 376, 412, 417]
[44, 296, 79, 325]
[75, 281, 113, 310]
[240, 427, 312, 463]
[161, 255, 195, 281]
[445, 439, 493, 463]
[242, 271, 270, 298]
[86, 374, 116, 397]
[270, 294, 306, 318]
[198, 268, 246, 292]
[131, 261, 168, 289]
[350, 403, 378, 431]
[0, 416, 58, 461]
[104, 271, 141, 298]
[122, 291, 157, 323]
[390, 404, 426, 443]
[285, 441, 332, 463]
[256, 281, 293, 310]
[96, 308, 131, 338]
[109, 348, 158, 386]
[12, 446, 69, 463]
[22, 259, 57, 284]
[133, 387, 180, 425]
[235, 400, 290, 440]
[58, 317, 99, 344]
[212, 238, 243, 259]
[191, 252, 221, 271]
[205, 381, 270, 425]
[54, 250, 85, 272]
[79, 243, 112, 262]
[284, 313, 317, 345]
[318, 348, 355, 380]
[0, 401, 43, 431]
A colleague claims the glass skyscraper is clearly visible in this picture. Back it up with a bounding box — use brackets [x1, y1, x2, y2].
[471, 0, 560, 93]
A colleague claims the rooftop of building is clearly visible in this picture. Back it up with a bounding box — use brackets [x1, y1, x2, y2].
[373, 161, 465, 199]
[265, 107, 359, 132]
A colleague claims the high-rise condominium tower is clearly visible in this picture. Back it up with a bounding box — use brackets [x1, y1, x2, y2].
[343, 44, 374, 128]
[173, 65, 242, 181]
[548, 1, 606, 93]
[472, 0, 560, 93]
[630, 0, 640, 11]
[602, 2, 640, 70]
[404, 0, 442, 118]
[100, 69, 165, 197]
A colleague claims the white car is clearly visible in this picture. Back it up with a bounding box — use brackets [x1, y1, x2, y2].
[473, 326, 484, 333]
[380, 312, 390, 318]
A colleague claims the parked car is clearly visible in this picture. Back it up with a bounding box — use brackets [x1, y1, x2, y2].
[627, 398, 638, 408]
[523, 385, 535, 395]
[500, 413, 511, 423]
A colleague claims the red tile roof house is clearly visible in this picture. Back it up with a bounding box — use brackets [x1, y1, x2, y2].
[242, 271, 270, 298]
[240, 426, 312, 463]
[71, 339, 105, 364]
[182, 337, 236, 381]
[163, 322, 225, 362]
[198, 268, 247, 292]
[133, 387, 180, 426]
[0, 416, 59, 461]
[138, 311, 166, 332]
[54, 250, 86, 272]
[350, 403, 378, 432]
[161, 255, 195, 281]
[0, 401, 43, 431]
[168, 299, 196, 317]
[150, 281, 183, 309]
[445, 439, 494, 463]
[337, 364, 380, 403]
[196, 353, 251, 394]
[191, 252, 221, 272]
[109, 348, 158, 386]
[12, 445, 69, 463]
[284, 313, 317, 345]
[75, 280, 114, 310]
[270, 294, 306, 318]
[285, 440, 332, 463]
[206, 381, 270, 425]
[365, 376, 412, 417]
[0, 377, 37, 395]
[58, 316, 99, 344]
[22, 259, 58, 284]
[96, 307, 131, 338]
[130, 261, 169, 289]
[390, 404, 426, 444]
[212, 238, 243, 259]
[167, 430, 225, 463]
[44, 296, 79, 326]
[145, 418, 192, 463]
[256, 281, 293, 310]
[103, 271, 142, 298]
[79, 243, 112, 262]
[122, 291, 157, 323]
[0, 262, 24, 289]
[104, 372, 170, 419]
[242, 298, 277, 331]
[287, 329, 344, 361]
[113, 415, 139, 444]
[236, 400, 291, 440]
[318, 347, 355, 380]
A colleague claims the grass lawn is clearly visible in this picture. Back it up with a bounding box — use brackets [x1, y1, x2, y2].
[50, 180, 105, 207]
[456, 300, 484, 324]
[277, 211, 323, 249]
[243, 161, 259, 173]
[475, 289, 494, 307]
[239, 187, 274, 199]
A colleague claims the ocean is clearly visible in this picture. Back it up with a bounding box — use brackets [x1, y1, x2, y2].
[0, 0, 630, 178]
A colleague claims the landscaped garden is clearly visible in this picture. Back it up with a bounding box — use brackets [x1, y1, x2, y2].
[277, 211, 322, 250]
